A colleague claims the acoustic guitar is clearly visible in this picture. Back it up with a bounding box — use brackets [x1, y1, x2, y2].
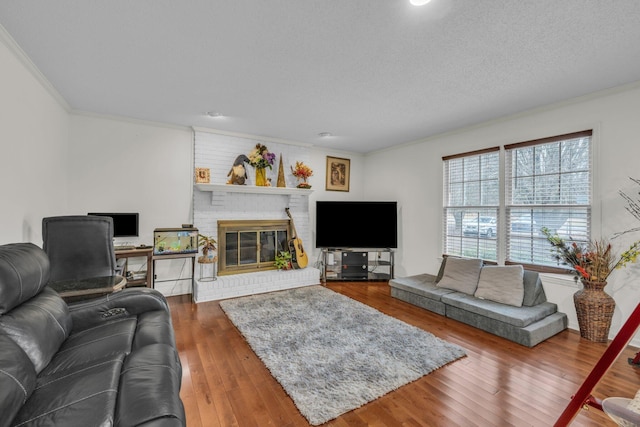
[285, 208, 309, 269]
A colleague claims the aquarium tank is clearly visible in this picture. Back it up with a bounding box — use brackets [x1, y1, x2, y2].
[153, 227, 199, 255]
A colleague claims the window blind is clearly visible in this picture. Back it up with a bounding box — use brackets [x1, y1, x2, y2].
[505, 131, 592, 268]
[443, 147, 500, 261]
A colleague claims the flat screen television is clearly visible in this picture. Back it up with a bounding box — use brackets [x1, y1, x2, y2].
[315, 201, 397, 248]
[88, 212, 139, 237]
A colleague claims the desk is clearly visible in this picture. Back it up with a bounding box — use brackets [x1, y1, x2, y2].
[49, 275, 126, 303]
[115, 247, 153, 288]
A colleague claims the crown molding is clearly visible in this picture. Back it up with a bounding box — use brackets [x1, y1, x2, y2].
[0, 23, 70, 112]
[192, 126, 313, 148]
[72, 110, 190, 131]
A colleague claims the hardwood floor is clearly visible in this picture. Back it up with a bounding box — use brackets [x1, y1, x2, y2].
[169, 282, 640, 426]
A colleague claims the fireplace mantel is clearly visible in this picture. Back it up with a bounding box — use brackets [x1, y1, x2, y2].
[195, 183, 313, 196]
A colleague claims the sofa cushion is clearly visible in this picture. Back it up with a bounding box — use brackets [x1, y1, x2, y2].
[132, 310, 179, 351]
[0, 334, 37, 426]
[389, 274, 455, 301]
[435, 256, 450, 282]
[474, 265, 524, 307]
[522, 270, 547, 306]
[441, 291, 559, 328]
[0, 287, 72, 374]
[116, 344, 185, 426]
[41, 316, 137, 376]
[14, 354, 125, 427]
[0, 243, 49, 315]
[436, 257, 483, 295]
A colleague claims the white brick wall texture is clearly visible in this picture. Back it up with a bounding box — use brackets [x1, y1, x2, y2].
[192, 130, 318, 300]
[193, 268, 321, 302]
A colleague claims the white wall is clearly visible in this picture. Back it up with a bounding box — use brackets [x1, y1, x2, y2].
[67, 114, 193, 244]
[0, 30, 70, 245]
[308, 147, 365, 263]
[365, 82, 640, 345]
[67, 114, 194, 295]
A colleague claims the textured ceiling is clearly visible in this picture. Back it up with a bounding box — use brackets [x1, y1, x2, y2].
[2, 1, 640, 153]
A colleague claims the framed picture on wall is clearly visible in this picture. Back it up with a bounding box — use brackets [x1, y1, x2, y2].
[325, 156, 350, 192]
[195, 167, 211, 184]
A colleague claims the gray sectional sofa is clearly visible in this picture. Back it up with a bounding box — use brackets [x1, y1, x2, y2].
[389, 256, 568, 347]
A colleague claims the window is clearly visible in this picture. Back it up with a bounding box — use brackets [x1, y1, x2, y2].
[443, 130, 592, 270]
[505, 131, 592, 269]
[443, 147, 500, 261]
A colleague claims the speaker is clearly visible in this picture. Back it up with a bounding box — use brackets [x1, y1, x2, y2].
[327, 253, 335, 265]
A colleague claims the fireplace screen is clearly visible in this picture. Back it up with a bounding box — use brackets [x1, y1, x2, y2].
[218, 220, 290, 276]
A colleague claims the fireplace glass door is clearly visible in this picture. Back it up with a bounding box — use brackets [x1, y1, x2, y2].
[218, 220, 290, 276]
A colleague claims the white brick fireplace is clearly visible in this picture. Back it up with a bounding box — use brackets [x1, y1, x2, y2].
[192, 129, 320, 302]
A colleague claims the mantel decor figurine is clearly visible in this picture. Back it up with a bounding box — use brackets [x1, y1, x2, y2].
[226, 155, 249, 185]
[276, 155, 286, 188]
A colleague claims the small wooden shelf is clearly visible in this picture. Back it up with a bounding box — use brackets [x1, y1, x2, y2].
[115, 247, 153, 288]
[195, 183, 313, 196]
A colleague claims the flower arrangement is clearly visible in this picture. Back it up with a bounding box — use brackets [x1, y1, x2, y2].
[248, 143, 276, 170]
[291, 161, 313, 189]
[541, 227, 640, 282]
[291, 161, 313, 179]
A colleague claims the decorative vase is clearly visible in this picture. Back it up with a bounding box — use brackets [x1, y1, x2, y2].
[574, 279, 615, 342]
[255, 168, 267, 186]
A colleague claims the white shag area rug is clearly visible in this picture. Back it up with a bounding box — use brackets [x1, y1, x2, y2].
[219, 285, 466, 425]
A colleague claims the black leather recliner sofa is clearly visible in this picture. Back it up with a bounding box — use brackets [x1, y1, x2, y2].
[0, 243, 185, 426]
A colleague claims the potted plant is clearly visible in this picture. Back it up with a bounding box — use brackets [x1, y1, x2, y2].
[198, 234, 217, 264]
[274, 250, 293, 270]
[542, 227, 640, 342]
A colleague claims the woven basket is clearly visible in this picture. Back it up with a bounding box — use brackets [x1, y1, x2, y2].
[574, 280, 615, 342]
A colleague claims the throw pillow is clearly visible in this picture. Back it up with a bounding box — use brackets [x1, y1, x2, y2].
[436, 257, 483, 295]
[474, 265, 525, 307]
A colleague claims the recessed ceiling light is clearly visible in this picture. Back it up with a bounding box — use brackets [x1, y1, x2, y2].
[206, 111, 223, 118]
[318, 132, 333, 138]
[410, 0, 431, 5]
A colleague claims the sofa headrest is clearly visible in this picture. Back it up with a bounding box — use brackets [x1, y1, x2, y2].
[0, 243, 50, 314]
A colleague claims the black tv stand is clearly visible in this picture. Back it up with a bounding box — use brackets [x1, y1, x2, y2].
[322, 248, 394, 282]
